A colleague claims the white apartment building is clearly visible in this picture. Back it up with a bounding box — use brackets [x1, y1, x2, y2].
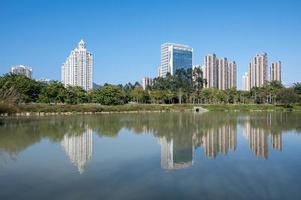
[61, 40, 93, 90]
[242, 72, 250, 91]
[11, 65, 32, 78]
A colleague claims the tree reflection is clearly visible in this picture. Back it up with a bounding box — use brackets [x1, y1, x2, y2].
[0, 112, 301, 170]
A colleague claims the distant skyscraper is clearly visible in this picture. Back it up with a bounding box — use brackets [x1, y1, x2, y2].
[142, 77, 153, 90]
[228, 61, 237, 89]
[270, 61, 281, 82]
[248, 53, 268, 89]
[159, 43, 193, 77]
[242, 72, 250, 91]
[61, 39, 93, 90]
[204, 54, 218, 88]
[218, 58, 228, 90]
[10, 65, 32, 78]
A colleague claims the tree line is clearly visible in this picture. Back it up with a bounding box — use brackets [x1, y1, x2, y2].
[0, 69, 301, 105]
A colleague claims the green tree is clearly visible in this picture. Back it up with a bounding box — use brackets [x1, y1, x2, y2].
[0, 74, 43, 103]
[276, 88, 300, 104]
[38, 82, 66, 104]
[93, 85, 124, 105]
[130, 87, 145, 103]
[65, 86, 88, 104]
[293, 82, 301, 95]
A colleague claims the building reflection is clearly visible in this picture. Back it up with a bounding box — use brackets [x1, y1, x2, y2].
[159, 137, 193, 170]
[201, 125, 237, 159]
[271, 133, 282, 150]
[61, 128, 93, 174]
[243, 117, 282, 159]
[158, 123, 237, 170]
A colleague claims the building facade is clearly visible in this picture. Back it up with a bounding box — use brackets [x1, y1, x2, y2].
[142, 77, 153, 90]
[203, 54, 236, 90]
[248, 53, 268, 89]
[228, 61, 237, 89]
[61, 40, 93, 90]
[242, 72, 250, 91]
[11, 65, 32, 78]
[270, 61, 281, 82]
[218, 58, 228, 90]
[203, 54, 218, 88]
[159, 43, 193, 77]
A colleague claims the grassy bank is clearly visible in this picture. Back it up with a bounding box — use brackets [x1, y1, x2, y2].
[0, 103, 301, 116]
[0, 103, 194, 115]
[200, 104, 301, 112]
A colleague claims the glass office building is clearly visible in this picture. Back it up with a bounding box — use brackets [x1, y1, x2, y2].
[160, 43, 193, 77]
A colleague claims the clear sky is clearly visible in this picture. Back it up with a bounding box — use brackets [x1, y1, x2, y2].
[0, 0, 300, 88]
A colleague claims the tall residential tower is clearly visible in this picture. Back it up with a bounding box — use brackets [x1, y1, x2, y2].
[270, 61, 281, 82]
[203, 54, 236, 89]
[61, 40, 93, 90]
[248, 53, 268, 89]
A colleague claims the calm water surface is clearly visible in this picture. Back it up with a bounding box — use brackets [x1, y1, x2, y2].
[0, 112, 301, 200]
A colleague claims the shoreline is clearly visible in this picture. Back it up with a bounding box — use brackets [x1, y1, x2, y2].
[1, 103, 301, 117]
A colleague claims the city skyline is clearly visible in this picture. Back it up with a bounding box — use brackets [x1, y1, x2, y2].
[0, 0, 300, 88]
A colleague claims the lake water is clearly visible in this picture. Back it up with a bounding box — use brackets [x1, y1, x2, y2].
[0, 112, 301, 200]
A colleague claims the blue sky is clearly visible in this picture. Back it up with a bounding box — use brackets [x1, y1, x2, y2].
[0, 0, 300, 88]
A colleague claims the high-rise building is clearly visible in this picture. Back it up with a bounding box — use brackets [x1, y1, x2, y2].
[248, 53, 268, 89]
[159, 43, 193, 77]
[228, 61, 237, 89]
[204, 54, 218, 88]
[218, 58, 228, 90]
[242, 72, 250, 91]
[270, 61, 281, 82]
[61, 40, 93, 90]
[203, 55, 236, 90]
[10, 65, 32, 78]
[142, 77, 153, 90]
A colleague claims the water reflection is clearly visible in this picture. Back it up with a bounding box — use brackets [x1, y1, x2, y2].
[200, 124, 237, 159]
[61, 127, 93, 174]
[0, 112, 301, 171]
[243, 115, 283, 159]
[159, 137, 193, 170]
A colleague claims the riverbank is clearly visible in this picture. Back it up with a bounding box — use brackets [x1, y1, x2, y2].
[0, 103, 301, 116]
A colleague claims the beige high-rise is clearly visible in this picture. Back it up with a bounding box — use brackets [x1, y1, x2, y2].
[248, 53, 268, 89]
[228, 61, 237, 89]
[204, 55, 236, 90]
[204, 54, 218, 88]
[218, 58, 228, 90]
[270, 61, 281, 82]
